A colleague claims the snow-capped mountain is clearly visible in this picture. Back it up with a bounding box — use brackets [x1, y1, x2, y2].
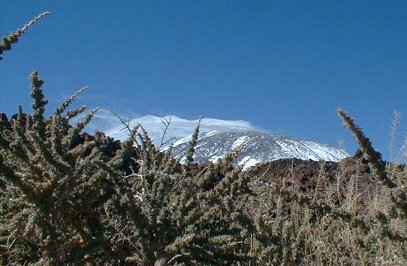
[86, 110, 349, 168]
[170, 131, 349, 169]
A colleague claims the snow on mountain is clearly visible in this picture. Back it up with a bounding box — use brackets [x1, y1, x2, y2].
[86, 109, 350, 169]
[170, 131, 349, 169]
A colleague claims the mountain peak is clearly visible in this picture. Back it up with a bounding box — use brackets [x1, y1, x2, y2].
[170, 131, 349, 169]
[87, 110, 349, 168]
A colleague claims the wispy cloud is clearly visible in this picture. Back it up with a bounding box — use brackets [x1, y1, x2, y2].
[86, 109, 264, 145]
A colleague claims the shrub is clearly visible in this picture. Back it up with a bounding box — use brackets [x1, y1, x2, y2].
[0, 72, 256, 265]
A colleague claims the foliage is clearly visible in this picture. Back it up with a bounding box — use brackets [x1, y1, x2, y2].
[0, 72, 256, 265]
[1, 75, 405, 265]
[250, 158, 407, 265]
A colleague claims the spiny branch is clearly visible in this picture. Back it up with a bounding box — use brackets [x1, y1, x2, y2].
[337, 108, 396, 188]
[184, 116, 201, 175]
[0, 11, 51, 60]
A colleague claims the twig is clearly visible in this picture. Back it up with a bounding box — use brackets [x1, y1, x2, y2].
[159, 116, 176, 149]
[111, 111, 133, 137]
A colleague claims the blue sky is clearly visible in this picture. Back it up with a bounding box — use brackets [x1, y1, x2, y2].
[1, 0, 406, 160]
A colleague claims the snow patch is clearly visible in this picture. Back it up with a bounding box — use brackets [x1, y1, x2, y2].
[232, 136, 249, 150]
[238, 156, 262, 170]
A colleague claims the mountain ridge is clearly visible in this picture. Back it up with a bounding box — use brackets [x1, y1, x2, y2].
[87, 111, 350, 168]
[169, 130, 349, 169]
